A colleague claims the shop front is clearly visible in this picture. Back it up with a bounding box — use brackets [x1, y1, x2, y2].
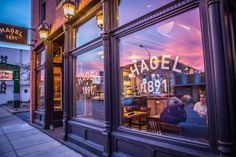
[31, 0, 236, 156]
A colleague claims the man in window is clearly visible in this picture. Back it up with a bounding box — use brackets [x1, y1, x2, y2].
[194, 93, 207, 121]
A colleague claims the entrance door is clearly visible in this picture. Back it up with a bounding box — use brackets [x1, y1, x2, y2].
[51, 37, 64, 128]
[52, 66, 63, 127]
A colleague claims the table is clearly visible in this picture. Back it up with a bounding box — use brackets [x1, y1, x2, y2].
[124, 111, 149, 127]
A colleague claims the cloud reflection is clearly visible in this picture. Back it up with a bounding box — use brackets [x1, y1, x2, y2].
[120, 8, 204, 72]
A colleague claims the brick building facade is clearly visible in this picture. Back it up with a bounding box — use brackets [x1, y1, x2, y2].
[30, 0, 236, 157]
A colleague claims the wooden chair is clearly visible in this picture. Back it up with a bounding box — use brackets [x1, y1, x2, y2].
[159, 122, 181, 135]
[147, 117, 160, 133]
[131, 108, 151, 129]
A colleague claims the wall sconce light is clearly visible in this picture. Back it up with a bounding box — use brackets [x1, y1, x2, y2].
[38, 22, 50, 41]
[63, 0, 76, 19]
[96, 11, 103, 30]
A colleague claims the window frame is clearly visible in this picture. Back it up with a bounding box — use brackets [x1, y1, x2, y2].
[75, 15, 102, 48]
[35, 49, 46, 110]
[39, 0, 46, 24]
[110, 0, 217, 153]
[70, 38, 104, 125]
[69, 7, 104, 123]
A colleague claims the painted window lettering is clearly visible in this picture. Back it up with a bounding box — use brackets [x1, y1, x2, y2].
[130, 55, 182, 76]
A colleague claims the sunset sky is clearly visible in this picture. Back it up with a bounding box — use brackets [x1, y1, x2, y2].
[75, 1, 204, 74]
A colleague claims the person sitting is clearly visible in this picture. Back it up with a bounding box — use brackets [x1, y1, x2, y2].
[194, 93, 208, 121]
[178, 94, 208, 139]
[180, 95, 206, 125]
[160, 99, 186, 125]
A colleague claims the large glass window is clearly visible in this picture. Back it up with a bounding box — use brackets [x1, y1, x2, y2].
[118, 0, 174, 27]
[53, 67, 62, 111]
[119, 8, 208, 143]
[75, 16, 101, 47]
[74, 47, 105, 122]
[36, 50, 45, 67]
[39, 0, 46, 23]
[36, 69, 45, 109]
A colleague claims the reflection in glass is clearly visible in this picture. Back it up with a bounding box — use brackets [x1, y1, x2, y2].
[36, 70, 45, 109]
[37, 50, 46, 66]
[53, 44, 63, 63]
[118, 0, 173, 27]
[119, 9, 208, 143]
[74, 47, 104, 122]
[53, 67, 62, 111]
[76, 16, 101, 47]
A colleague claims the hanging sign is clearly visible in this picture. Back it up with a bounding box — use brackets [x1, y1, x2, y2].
[0, 70, 13, 80]
[0, 23, 28, 45]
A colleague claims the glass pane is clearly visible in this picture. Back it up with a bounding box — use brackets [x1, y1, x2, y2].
[37, 50, 45, 66]
[119, 8, 208, 143]
[37, 70, 45, 109]
[75, 16, 101, 47]
[74, 47, 105, 122]
[53, 67, 62, 111]
[53, 44, 63, 63]
[118, 0, 174, 27]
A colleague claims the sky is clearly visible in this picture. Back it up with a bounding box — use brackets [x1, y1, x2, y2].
[74, 2, 204, 74]
[120, 8, 205, 72]
[0, 0, 31, 50]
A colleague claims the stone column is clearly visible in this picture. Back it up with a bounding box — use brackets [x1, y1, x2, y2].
[63, 24, 73, 140]
[44, 41, 53, 130]
[101, 0, 112, 156]
[207, 0, 235, 156]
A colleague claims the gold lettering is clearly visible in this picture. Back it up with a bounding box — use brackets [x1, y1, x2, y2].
[18, 31, 22, 37]
[10, 28, 14, 34]
[0, 27, 5, 33]
[6, 28, 10, 33]
[15, 29, 19, 35]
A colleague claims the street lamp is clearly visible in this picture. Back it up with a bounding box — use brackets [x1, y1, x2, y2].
[38, 22, 50, 41]
[139, 44, 151, 60]
[96, 11, 103, 30]
[63, 0, 76, 19]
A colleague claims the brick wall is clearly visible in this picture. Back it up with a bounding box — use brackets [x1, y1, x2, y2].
[31, 0, 67, 48]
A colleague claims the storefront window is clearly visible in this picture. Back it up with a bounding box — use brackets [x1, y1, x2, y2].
[36, 50, 45, 66]
[75, 16, 101, 48]
[118, 0, 174, 27]
[53, 67, 62, 111]
[53, 44, 63, 63]
[36, 69, 45, 109]
[74, 47, 105, 122]
[119, 8, 208, 143]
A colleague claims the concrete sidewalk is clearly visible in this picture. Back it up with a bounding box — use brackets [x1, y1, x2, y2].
[0, 107, 83, 157]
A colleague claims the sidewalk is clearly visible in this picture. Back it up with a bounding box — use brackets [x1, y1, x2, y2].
[1, 103, 30, 114]
[0, 107, 83, 157]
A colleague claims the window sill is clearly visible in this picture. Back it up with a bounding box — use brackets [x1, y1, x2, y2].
[118, 126, 210, 150]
